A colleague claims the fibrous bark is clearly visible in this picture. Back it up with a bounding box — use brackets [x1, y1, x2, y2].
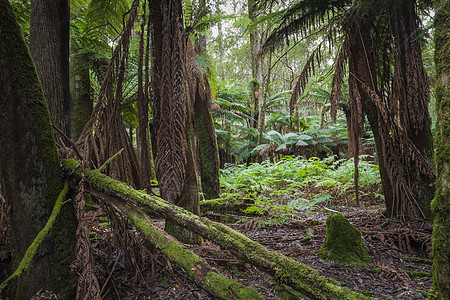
[388, 0, 435, 219]
[136, 0, 154, 192]
[151, 0, 203, 244]
[63, 159, 368, 300]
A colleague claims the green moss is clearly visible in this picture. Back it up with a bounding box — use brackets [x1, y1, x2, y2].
[405, 271, 432, 279]
[0, 184, 69, 294]
[204, 272, 263, 300]
[0, 2, 76, 297]
[318, 214, 371, 266]
[126, 211, 264, 299]
[299, 236, 311, 244]
[432, 2, 450, 298]
[274, 284, 306, 300]
[200, 197, 253, 213]
[127, 211, 202, 279]
[194, 100, 220, 200]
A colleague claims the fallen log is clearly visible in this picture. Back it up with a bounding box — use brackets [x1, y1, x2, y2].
[200, 197, 254, 214]
[100, 193, 264, 300]
[63, 159, 368, 299]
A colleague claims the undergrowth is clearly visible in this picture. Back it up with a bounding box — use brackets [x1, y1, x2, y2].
[220, 155, 382, 223]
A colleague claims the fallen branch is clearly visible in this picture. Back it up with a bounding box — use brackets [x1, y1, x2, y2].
[63, 159, 368, 299]
[0, 183, 69, 294]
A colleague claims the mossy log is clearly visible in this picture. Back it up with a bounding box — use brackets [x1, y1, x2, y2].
[62, 159, 368, 299]
[200, 197, 254, 214]
[100, 193, 264, 300]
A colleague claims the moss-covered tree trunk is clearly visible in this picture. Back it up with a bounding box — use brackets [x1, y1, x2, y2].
[30, 0, 71, 137]
[97, 185, 264, 299]
[0, 0, 76, 298]
[69, 42, 92, 140]
[431, 1, 450, 298]
[186, 38, 221, 200]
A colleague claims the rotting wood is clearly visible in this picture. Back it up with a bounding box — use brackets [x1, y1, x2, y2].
[62, 159, 369, 300]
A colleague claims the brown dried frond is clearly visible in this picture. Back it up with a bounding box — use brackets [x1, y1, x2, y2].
[73, 175, 101, 300]
[73, 0, 141, 189]
[360, 82, 434, 219]
[289, 42, 323, 116]
[329, 36, 349, 122]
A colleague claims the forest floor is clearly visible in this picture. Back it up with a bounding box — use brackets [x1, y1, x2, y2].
[88, 201, 433, 299]
[0, 194, 433, 299]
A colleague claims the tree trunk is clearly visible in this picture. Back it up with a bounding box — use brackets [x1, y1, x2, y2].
[151, 0, 201, 244]
[431, 1, 450, 298]
[346, 14, 395, 214]
[186, 38, 221, 200]
[69, 42, 92, 140]
[136, 2, 153, 192]
[389, 0, 435, 219]
[63, 159, 369, 300]
[0, 1, 76, 298]
[30, 0, 71, 137]
[248, 0, 263, 161]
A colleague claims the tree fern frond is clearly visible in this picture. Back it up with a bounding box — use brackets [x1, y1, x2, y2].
[290, 42, 324, 116]
[329, 35, 349, 122]
[260, 0, 349, 56]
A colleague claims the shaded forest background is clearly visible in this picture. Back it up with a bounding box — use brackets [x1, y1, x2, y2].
[0, 0, 449, 299]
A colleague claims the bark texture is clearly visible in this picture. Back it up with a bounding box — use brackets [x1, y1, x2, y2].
[30, 0, 71, 136]
[136, 1, 154, 192]
[186, 38, 221, 200]
[389, 0, 435, 219]
[0, 1, 76, 297]
[431, 0, 450, 298]
[69, 43, 92, 140]
[151, 0, 203, 244]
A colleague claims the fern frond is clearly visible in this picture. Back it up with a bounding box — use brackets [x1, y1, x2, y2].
[329, 36, 349, 121]
[289, 42, 324, 115]
[260, 0, 349, 56]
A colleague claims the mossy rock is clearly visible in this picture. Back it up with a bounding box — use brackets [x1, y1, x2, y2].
[318, 214, 371, 266]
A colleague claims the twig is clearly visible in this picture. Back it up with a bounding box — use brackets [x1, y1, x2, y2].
[100, 249, 122, 296]
[98, 148, 124, 173]
[323, 206, 340, 214]
[52, 125, 83, 161]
